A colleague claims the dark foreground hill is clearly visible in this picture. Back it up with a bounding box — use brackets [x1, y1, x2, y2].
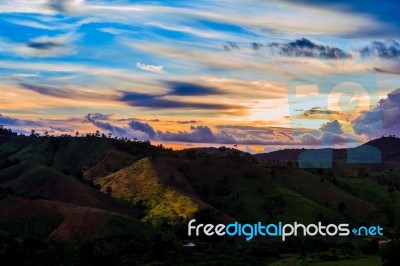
[0, 127, 399, 265]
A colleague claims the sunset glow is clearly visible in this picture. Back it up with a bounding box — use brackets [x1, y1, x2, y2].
[1, 0, 400, 152]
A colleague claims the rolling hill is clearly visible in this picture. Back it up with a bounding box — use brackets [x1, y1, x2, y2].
[0, 127, 400, 264]
[255, 136, 400, 163]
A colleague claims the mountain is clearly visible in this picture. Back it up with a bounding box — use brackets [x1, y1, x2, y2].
[0, 127, 399, 264]
[364, 136, 400, 160]
[1, 130, 399, 231]
[255, 136, 400, 163]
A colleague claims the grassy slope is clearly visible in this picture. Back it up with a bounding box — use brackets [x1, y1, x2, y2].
[0, 134, 399, 239]
[1, 165, 137, 215]
[0, 135, 392, 225]
[337, 177, 400, 206]
[280, 169, 377, 224]
[1, 137, 113, 176]
[0, 195, 157, 240]
[82, 149, 136, 180]
[95, 158, 198, 227]
[337, 177, 400, 224]
[2, 134, 400, 264]
[166, 158, 389, 226]
[0, 136, 170, 240]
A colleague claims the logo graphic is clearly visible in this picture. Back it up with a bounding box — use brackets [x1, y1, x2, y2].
[188, 219, 384, 241]
[286, 45, 382, 168]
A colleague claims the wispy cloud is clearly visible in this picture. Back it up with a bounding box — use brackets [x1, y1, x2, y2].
[48, 0, 85, 13]
[85, 113, 150, 139]
[0, 113, 42, 128]
[360, 40, 400, 59]
[177, 120, 200, 124]
[166, 81, 222, 96]
[136, 62, 165, 74]
[352, 88, 400, 137]
[0, 0, 388, 38]
[128, 120, 156, 138]
[0, 0, 399, 149]
[19, 82, 113, 101]
[0, 32, 80, 58]
[84, 113, 357, 147]
[119, 90, 244, 111]
[266, 38, 351, 59]
[4, 18, 56, 30]
[17, 33, 80, 57]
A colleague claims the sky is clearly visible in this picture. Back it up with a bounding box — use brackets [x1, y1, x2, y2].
[0, 0, 400, 153]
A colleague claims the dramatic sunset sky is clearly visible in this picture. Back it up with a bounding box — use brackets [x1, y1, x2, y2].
[1, 0, 400, 152]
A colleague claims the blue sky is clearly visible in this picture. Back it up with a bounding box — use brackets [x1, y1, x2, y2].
[0, 0, 400, 152]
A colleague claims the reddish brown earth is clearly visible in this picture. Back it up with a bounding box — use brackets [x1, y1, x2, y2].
[0, 195, 113, 240]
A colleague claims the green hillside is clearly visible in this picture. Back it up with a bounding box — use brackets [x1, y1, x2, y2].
[1, 128, 400, 265]
[94, 158, 198, 227]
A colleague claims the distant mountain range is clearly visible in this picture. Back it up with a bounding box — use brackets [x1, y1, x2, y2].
[255, 136, 400, 162]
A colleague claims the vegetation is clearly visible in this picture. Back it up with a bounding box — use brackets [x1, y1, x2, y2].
[1, 126, 400, 265]
[95, 158, 198, 227]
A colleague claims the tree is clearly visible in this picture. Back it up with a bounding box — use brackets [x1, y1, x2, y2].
[379, 222, 400, 265]
[218, 146, 227, 154]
